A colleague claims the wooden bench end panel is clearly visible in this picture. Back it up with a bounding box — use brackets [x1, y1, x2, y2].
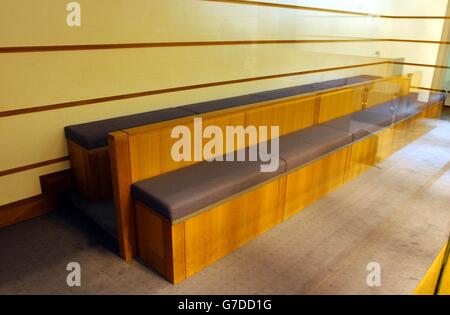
[67, 140, 111, 202]
[245, 95, 317, 138]
[183, 179, 281, 278]
[135, 201, 186, 284]
[345, 135, 378, 182]
[284, 147, 349, 220]
[109, 131, 136, 262]
[317, 87, 365, 124]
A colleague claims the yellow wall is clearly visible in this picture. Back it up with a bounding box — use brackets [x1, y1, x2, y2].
[1, 0, 444, 205]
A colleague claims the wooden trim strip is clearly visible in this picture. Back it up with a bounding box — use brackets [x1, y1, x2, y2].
[385, 39, 450, 45]
[411, 86, 447, 93]
[0, 156, 69, 177]
[0, 39, 385, 53]
[0, 61, 388, 118]
[203, 0, 372, 17]
[393, 62, 450, 69]
[0, 194, 56, 228]
[202, 0, 450, 19]
[2, 60, 448, 118]
[109, 131, 135, 261]
[3, 38, 450, 54]
[0, 64, 445, 180]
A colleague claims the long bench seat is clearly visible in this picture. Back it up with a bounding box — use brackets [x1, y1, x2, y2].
[65, 74, 387, 203]
[65, 74, 444, 269]
[65, 75, 380, 150]
[131, 126, 353, 222]
[250, 75, 380, 101]
[322, 93, 427, 141]
[131, 92, 431, 224]
[276, 125, 353, 170]
[129, 90, 445, 283]
[65, 108, 194, 150]
[130, 103, 399, 225]
[132, 149, 286, 222]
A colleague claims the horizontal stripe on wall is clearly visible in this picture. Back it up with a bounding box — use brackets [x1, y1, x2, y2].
[0, 39, 386, 53]
[0, 60, 448, 118]
[0, 157, 69, 177]
[3, 38, 450, 54]
[0, 61, 388, 118]
[202, 0, 450, 19]
[411, 86, 448, 93]
[1, 60, 447, 177]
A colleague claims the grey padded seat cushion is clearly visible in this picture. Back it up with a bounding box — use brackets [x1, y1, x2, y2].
[313, 75, 379, 91]
[276, 125, 353, 170]
[254, 75, 381, 100]
[351, 110, 394, 128]
[421, 92, 446, 105]
[345, 75, 383, 85]
[64, 108, 193, 149]
[65, 75, 382, 149]
[252, 83, 317, 100]
[323, 116, 376, 141]
[132, 149, 286, 222]
[180, 94, 267, 114]
[132, 123, 354, 220]
[367, 93, 424, 122]
[181, 75, 381, 114]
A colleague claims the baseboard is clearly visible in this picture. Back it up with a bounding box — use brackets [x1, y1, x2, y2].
[0, 195, 57, 228]
[0, 169, 73, 228]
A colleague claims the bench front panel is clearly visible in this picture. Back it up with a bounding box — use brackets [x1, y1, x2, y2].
[127, 111, 246, 182]
[183, 178, 282, 278]
[317, 86, 366, 123]
[245, 95, 316, 139]
[284, 147, 349, 220]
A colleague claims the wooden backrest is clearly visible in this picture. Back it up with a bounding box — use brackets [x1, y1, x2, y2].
[108, 75, 410, 261]
[245, 94, 317, 140]
[316, 85, 367, 124]
[366, 76, 411, 108]
[126, 110, 246, 183]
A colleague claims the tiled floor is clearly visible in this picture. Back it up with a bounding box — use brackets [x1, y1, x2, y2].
[1, 119, 449, 294]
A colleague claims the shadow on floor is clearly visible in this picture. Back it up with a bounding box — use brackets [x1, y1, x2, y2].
[0, 202, 118, 289]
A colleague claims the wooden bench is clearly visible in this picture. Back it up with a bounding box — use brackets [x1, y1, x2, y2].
[64, 74, 446, 283]
[105, 79, 445, 283]
[65, 75, 399, 203]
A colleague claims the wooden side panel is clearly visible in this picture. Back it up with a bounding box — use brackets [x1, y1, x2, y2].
[135, 201, 186, 284]
[0, 195, 57, 229]
[284, 147, 348, 220]
[128, 112, 246, 183]
[391, 118, 411, 153]
[352, 85, 367, 111]
[391, 113, 427, 153]
[314, 147, 349, 198]
[345, 135, 378, 182]
[399, 77, 411, 96]
[425, 102, 443, 119]
[284, 162, 316, 220]
[87, 148, 112, 200]
[168, 223, 187, 284]
[184, 179, 281, 278]
[109, 131, 135, 261]
[245, 95, 316, 139]
[276, 176, 287, 224]
[366, 78, 399, 108]
[317, 87, 364, 123]
[135, 202, 166, 272]
[374, 127, 394, 163]
[67, 140, 111, 202]
[67, 140, 90, 199]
